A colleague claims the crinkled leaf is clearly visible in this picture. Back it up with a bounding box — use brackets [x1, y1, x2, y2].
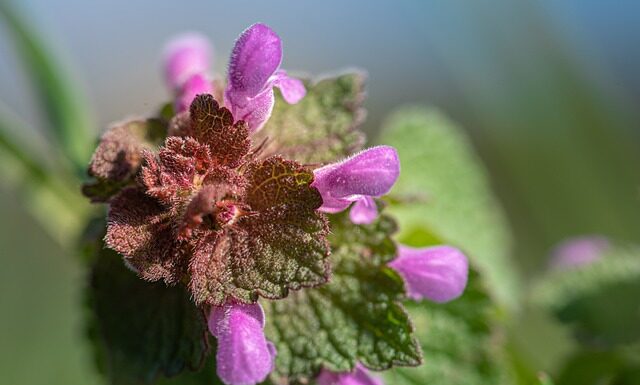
[190, 156, 330, 306]
[83, 118, 166, 202]
[189, 94, 250, 168]
[87, 244, 210, 385]
[256, 72, 366, 164]
[379, 108, 518, 307]
[532, 246, 640, 346]
[263, 212, 421, 382]
[245, 156, 320, 211]
[106, 188, 187, 284]
[383, 270, 511, 385]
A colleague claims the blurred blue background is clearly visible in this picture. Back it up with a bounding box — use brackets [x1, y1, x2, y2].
[1, 1, 640, 384]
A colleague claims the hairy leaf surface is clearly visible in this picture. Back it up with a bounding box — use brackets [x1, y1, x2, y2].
[257, 72, 366, 165]
[263, 212, 421, 381]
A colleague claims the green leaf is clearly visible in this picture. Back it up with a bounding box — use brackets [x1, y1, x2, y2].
[0, 2, 94, 171]
[531, 246, 640, 346]
[263, 212, 421, 382]
[383, 271, 511, 385]
[555, 348, 640, 385]
[378, 107, 518, 307]
[87, 244, 210, 384]
[256, 72, 366, 164]
[0, 107, 90, 246]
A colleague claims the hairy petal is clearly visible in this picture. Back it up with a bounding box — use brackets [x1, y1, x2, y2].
[349, 196, 378, 225]
[163, 32, 212, 90]
[272, 70, 306, 104]
[389, 245, 469, 303]
[227, 23, 282, 97]
[317, 364, 384, 385]
[312, 146, 400, 213]
[224, 88, 275, 134]
[208, 303, 275, 385]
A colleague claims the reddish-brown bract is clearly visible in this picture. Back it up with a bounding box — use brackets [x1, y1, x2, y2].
[104, 95, 330, 306]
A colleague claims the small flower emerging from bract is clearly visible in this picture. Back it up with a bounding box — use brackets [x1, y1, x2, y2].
[317, 364, 384, 385]
[208, 303, 276, 385]
[163, 33, 214, 112]
[312, 146, 400, 222]
[550, 235, 610, 270]
[389, 245, 469, 303]
[224, 23, 306, 133]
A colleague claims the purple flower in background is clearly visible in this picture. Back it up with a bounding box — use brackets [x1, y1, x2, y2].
[389, 245, 469, 303]
[208, 303, 276, 385]
[312, 146, 400, 222]
[224, 23, 306, 133]
[163, 33, 214, 112]
[550, 235, 610, 270]
[317, 364, 384, 385]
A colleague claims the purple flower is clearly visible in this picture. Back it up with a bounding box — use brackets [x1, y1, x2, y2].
[317, 364, 384, 385]
[389, 245, 469, 303]
[349, 196, 378, 224]
[312, 146, 400, 220]
[208, 303, 276, 385]
[163, 33, 214, 112]
[550, 235, 610, 270]
[224, 23, 305, 133]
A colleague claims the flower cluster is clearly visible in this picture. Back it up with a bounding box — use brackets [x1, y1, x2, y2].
[84, 23, 469, 385]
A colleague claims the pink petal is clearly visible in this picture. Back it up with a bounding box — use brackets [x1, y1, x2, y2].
[163, 32, 212, 90]
[349, 196, 378, 225]
[317, 364, 384, 385]
[550, 235, 610, 270]
[227, 23, 282, 98]
[272, 70, 306, 104]
[389, 245, 469, 303]
[224, 87, 275, 133]
[208, 303, 275, 385]
[175, 73, 214, 113]
[312, 146, 400, 213]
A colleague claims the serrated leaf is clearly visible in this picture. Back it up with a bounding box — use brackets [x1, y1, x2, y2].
[256, 72, 366, 164]
[532, 246, 640, 346]
[378, 107, 518, 307]
[383, 271, 510, 385]
[87, 245, 210, 384]
[188, 94, 250, 168]
[263, 212, 421, 381]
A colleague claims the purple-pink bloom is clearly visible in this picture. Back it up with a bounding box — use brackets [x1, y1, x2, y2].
[312, 146, 400, 215]
[175, 73, 213, 113]
[224, 23, 305, 133]
[163, 32, 212, 91]
[550, 235, 610, 270]
[349, 196, 378, 225]
[389, 245, 468, 303]
[163, 33, 214, 112]
[208, 303, 276, 385]
[317, 364, 384, 385]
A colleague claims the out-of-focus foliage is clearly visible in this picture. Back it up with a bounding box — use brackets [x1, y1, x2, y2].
[0, 2, 94, 172]
[383, 271, 510, 385]
[379, 108, 518, 308]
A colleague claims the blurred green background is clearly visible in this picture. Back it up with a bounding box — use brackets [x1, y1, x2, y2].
[1, 0, 639, 384]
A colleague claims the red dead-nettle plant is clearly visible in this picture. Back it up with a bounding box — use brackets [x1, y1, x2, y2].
[83, 23, 469, 385]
